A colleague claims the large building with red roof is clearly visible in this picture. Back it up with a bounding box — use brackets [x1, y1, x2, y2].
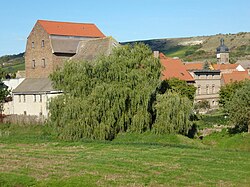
[11, 20, 118, 117]
[25, 20, 106, 78]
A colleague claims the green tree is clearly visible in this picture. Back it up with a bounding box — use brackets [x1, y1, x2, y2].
[226, 81, 250, 133]
[153, 92, 193, 135]
[203, 61, 210, 70]
[167, 78, 196, 101]
[219, 80, 246, 108]
[49, 43, 162, 140]
[0, 68, 9, 114]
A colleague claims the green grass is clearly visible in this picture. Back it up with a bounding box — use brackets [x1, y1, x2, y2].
[3, 63, 25, 73]
[0, 124, 250, 186]
[197, 110, 229, 130]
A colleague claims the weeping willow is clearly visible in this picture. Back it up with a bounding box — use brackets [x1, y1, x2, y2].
[152, 92, 193, 135]
[49, 43, 162, 140]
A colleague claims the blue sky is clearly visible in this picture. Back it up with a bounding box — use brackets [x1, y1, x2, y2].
[0, 0, 250, 56]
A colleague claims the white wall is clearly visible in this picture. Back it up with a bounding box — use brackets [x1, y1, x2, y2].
[13, 92, 60, 118]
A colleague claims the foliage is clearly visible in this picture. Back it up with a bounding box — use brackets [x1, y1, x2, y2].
[152, 92, 193, 135]
[166, 78, 196, 101]
[219, 80, 247, 108]
[194, 100, 210, 113]
[49, 43, 162, 140]
[0, 68, 9, 113]
[203, 61, 210, 70]
[225, 81, 250, 132]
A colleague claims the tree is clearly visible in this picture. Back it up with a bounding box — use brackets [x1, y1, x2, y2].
[219, 80, 246, 108]
[0, 68, 9, 114]
[203, 61, 210, 70]
[194, 100, 210, 114]
[166, 78, 196, 101]
[226, 81, 250, 133]
[49, 43, 162, 140]
[152, 92, 193, 135]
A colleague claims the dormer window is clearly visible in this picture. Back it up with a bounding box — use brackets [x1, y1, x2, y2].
[41, 40, 44, 47]
[32, 42, 34, 48]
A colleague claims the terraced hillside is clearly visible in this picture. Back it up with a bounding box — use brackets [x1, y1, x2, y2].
[123, 32, 250, 63]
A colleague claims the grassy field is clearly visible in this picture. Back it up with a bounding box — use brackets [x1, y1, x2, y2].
[3, 63, 25, 73]
[0, 124, 250, 186]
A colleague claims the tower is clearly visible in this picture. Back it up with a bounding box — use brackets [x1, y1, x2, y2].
[216, 38, 229, 64]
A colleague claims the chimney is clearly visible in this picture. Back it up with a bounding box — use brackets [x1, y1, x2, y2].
[153, 51, 159, 58]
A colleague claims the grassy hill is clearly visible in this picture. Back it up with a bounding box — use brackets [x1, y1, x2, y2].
[122, 32, 250, 63]
[0, 52, 25, 74]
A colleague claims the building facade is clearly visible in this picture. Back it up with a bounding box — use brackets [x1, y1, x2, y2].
[25, 20, 105, 78]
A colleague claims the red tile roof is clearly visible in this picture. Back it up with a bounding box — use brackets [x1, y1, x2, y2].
[222, 71, 250, 84]
[212, 64, 238, 70]
[38, 20, 105, 38]
[159, 53, 194, 82]
[185, 63, 204, 71]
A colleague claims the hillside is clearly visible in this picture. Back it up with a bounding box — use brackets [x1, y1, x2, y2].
[0, 52, 25, 74]
[122, 32, 250, 63]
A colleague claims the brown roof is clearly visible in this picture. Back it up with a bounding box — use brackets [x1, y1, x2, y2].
[160, 53, 194, 82]
[38, 20, 105, 38]
[222, 71, 250, 84]
[71, 37, 119, 61]
[212, 64, 239, 70]
[185, 62, 203, 71]
[13, 78, 58, 94]
[50, 37, 80, 54]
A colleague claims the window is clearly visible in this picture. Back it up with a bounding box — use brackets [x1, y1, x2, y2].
[39, 94, 42, 102]
[33, 95, 36, 102]
[198, 85, 201, 95]
[212, 84, 215, 93]
[32, 60, 36, 69]
[41, 40, 44, 47]
[19, 95, 21, 103]
[32, 42, 34, 48]
[206, 85, 209, 94]
[23, 95, 26, 103]
[42, 59, 45, 68]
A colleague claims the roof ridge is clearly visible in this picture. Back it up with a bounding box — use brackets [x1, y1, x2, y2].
[38, 20, 95, 25]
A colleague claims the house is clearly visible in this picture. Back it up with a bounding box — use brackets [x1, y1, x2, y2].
[12, 20, 118, 117]
[25, 20, 105, 78]
[221, 71, 250, 85]
[236, 60, 250, 74]
[193, 70, 221, 108]
[159, 53, 195, 83]
[211, 64, 245, 73]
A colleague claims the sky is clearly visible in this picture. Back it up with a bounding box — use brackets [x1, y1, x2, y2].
[0, 0, 250, 56]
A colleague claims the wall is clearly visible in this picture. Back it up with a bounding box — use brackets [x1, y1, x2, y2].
[13, 93, 60, 118]
[194, 72, 221, 108]
[25, 22, 54, 78]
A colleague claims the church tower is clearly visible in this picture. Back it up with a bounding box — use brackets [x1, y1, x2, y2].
[216, 38, 229, 64]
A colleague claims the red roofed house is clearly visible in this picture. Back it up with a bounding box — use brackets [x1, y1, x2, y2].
[221, 71, 250, 85]
[159, 53, 195, 83]
[25, 20, 105, 78]
[211, 64, 245, 73]
[11, 20, 119, 118]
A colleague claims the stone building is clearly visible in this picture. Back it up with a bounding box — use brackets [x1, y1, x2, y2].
[12, 20, 118, 117]
[25, 20, 105, 78]
[193, 70, 221, 108]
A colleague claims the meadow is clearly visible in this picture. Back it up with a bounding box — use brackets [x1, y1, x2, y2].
[0, 124, 250, 186]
